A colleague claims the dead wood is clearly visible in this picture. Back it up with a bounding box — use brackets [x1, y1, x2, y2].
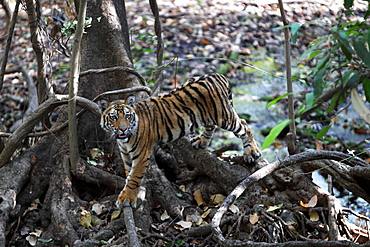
[0, 151, 35, 246]
[211, 150, 370, 246]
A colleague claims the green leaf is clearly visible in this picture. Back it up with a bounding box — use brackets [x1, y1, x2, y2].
[309, 50, 323, 59]
[327, 91, 341, 113]
[344, 0, 354, 9]
[347, 71, 360, 88]
[317, 124, 332, 139]
[305, 92, 315, 109]
[342, 69, 354, 87]
[38, 238, 53, 243]
[333, 31, 354, 60]
[261, 119, 292, 150]
[313, 66, 327, 97]
[298, 38, 326, 62]
[363, 78, 370, 102]
[352, 39, 370, 68]
[266, 92, 296, 109]
[315, 53, 330, 72]
[291, 22, 301, 43]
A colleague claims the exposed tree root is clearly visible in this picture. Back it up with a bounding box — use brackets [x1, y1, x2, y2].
[2, 130, 370, 246]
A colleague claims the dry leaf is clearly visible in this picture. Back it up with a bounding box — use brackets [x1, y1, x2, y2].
[201, 208, 211, 218]
[26, 235, 37, 246]
[299, 195, 317, 208]
[210, 194, 226, 206]
[28, 201, 38, 212]
[228, 204, 240, 214]
[91, 215, 102, 226]
[193, 190, 205, 206]
[266, 204, 283, 212]
[160, 210, 170, 221]
[80, 210, 92, 228]
[249, 213, 259, 225]
[288, 224, 299, 235]
[111, 210, 121, 222]
[90, 148, 103, 159]
[179, 185, 186, 192]
[309, 209, 319, 221]
[176, 220, 192, 229]
[92, 203, 104, 215]
[351, 88, 370, 125]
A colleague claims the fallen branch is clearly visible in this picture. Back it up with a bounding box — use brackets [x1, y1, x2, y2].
[211, 151, 369, 246]
[123, 207, 141, 247]
[0, 152, 35, 246]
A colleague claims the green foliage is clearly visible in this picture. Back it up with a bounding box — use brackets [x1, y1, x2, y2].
[263, 4, 370, 148]
[165, 240, 185, 247]
[129, 30, 157, 77]
[61, 17, 92, 37]
[261, 119, 292, 150]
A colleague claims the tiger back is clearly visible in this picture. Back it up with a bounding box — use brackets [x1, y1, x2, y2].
[100, 73, 261, 208]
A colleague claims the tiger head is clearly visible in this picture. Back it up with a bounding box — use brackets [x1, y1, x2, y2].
[99, 97, 137, 143]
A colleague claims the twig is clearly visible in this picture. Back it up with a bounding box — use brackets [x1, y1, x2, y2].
[9, 66, 39, 132]
[91, 86, 152, 102]
[68, 0, 87, 173]
[278, 0, 297, 155]
[80, 66, 147, 86]
[0, 0, 21, 90]
[149, 0, 164, 96]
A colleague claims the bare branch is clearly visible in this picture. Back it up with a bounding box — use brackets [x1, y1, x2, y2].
[149, 0, 165, 96]
[80, 66, 148, 86]
[0, 0, 21, 90]
[0, 95, 101, 167]
[278, 0, 298, 155]
[68, 0, 87, 173]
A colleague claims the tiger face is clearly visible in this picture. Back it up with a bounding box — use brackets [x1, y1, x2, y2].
[100, 100, 137, 143]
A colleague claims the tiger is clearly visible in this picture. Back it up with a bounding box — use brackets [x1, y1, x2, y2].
[100, 73, 261, 209]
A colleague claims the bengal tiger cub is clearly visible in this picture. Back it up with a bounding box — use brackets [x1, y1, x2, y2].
[100, 73, 261, 208]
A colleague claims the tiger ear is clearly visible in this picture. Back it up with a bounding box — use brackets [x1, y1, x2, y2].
[98, 100, 110, 113]
[126, 95, 136, 107]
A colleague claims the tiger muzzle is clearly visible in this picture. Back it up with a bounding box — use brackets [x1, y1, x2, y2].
[117, 127, 129, 140]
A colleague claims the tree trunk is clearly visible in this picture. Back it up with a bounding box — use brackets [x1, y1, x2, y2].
[77, 0, 149, 154]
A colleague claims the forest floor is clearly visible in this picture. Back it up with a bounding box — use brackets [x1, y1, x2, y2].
[1, 0, 370, 246]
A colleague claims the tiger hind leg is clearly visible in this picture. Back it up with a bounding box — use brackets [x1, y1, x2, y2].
[191, 125, 215, 149]
[234, 119, 261, 163]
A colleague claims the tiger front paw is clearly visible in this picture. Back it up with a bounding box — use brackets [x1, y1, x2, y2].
[243, 142, 261, 164]
[116, 189, 138, 209]
[191, 136, 209, 149]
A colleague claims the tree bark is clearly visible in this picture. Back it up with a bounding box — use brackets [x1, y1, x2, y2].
[77, 0, 150, 154]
